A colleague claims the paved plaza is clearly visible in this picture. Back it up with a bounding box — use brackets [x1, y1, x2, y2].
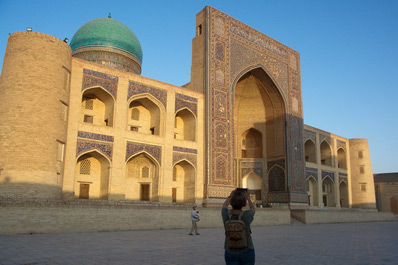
[0, 221, 397, 265]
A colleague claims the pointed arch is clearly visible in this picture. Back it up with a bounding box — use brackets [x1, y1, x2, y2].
[305, 139, 316, 163]
[339, 181, 349, 208]
[306, 176, 318, 206]
[172, 160, 196, 203]
[174, 107, 196, 141]
[337, 148, 347, 169]
[322, 176, 335, 207]
[125, 152, 159, 202]
[81, 86, 115, 127]
[75, 150, 110, 200]
[320, 141, 332, 166]
[127, 94, 165, 136]
[268, 165, 286, 192]
[241, 128, 262, 158]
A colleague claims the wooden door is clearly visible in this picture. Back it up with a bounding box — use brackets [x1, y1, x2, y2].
[172, 188, 177, 202]
[141, 184, 150, 201]
[79, 184, 89, 199]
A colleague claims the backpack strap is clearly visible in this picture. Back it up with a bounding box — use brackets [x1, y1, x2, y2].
[228, 210, 243, 220]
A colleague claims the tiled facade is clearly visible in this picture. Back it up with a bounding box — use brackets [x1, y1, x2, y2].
[0, 7, 376, 209]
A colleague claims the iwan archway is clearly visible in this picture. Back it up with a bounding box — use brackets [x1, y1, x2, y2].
[234, 67, 287, 205]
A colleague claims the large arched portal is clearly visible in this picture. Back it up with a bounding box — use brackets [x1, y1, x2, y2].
[234, 68, 286, 204]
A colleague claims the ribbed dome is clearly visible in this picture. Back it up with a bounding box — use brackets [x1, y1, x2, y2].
[70, 17, 143, 74]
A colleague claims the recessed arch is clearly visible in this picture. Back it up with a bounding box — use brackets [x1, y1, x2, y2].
[81, 86, 115, 127]
[174, 107, 196, 141]
[337, 148, 347, 169]
[322, 176, 335, 207]
[306, 176, 318, 206]
[75, 150, 110, 200]
[339, 181, 349, 208]
[305, 139, 316, 163]
[172, 160, 196, 203]
[125, 152, 159, 202]
[268, 165, 286, 192]
[127, 94, 165, 136]
[241, 128, 262, 158]
[320, 141, 332, 166]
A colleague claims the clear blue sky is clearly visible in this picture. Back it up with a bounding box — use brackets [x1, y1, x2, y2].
[0, 0, 397, 173]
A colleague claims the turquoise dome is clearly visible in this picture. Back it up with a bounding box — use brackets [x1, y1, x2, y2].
[70, 17, 143, 63]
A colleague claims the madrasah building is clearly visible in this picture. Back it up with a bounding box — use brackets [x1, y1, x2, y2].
[0, 6, 377, 211]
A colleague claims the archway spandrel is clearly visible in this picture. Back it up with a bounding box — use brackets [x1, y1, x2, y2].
[230, 40, 288, 99]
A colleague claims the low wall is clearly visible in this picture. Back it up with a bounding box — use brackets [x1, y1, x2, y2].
[291, 208, 395, 224]
[0, 200, 291, 235]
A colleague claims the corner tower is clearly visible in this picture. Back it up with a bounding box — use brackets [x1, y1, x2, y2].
[70, 16, 143, 74]
[0, 31, 72, 200]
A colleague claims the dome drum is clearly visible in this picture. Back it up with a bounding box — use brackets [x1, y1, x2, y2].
[73, 46, 142, 74]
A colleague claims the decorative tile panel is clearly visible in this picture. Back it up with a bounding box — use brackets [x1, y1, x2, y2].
[173, 146, 197, 154]
[337, 139, 346, 150]
[76, 139, 113, 161]
[126, 141, 162, 165]
[82, 69, 118, 99]
[173, 153, 197, 168]
[175, 93, 197, 116]
[128, 81, 167, 109]
[78, 131, 114, 142]
[322, 171, 335, 182]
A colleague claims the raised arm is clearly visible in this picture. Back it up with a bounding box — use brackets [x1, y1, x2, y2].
[246, 189, 255, 213]
[222, 190, 235, 208]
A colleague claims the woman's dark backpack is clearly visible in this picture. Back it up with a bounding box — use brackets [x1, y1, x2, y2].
[224, 210, 248, 249]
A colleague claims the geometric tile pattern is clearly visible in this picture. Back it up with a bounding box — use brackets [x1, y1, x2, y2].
[128, 81, 167, 109]
[82, 69, 118, 99]
[322, 171, 335, 182]
[76, 139, 113, 161]
[78, 131, 114, 142]
[205, 7, 306, 204]
[175, 93, 197, 116]
[125, 141, 162, 165]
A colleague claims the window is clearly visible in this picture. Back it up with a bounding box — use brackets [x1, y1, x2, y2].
[359, 166, 365, 174]
[85, 99, 93, 110]
[361, 183, 367, 192]
[358, 151, 363, 159]
[131, 108, 140, 120]
[84, 115, 93, 123]
[197, 24, 202, 36]
[141, 166, 149, 178]
[130, 126, 139, 132]
[80, 159, 91, 175]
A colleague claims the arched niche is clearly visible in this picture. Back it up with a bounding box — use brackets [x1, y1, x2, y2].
[125, 152, 159, 201]
[75, 151, 110, 200]
[172, 160, 196, 203]
[128, 96, 162, 135]
[174, 108, 196, 141]
[337, 148, 347, 169]
[306, 176, 318, 206]
[234, 67, 286, 162]
[320, 141, 332, 166]
[81, 87, 115, 127]
[305, 139, 316, 163]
